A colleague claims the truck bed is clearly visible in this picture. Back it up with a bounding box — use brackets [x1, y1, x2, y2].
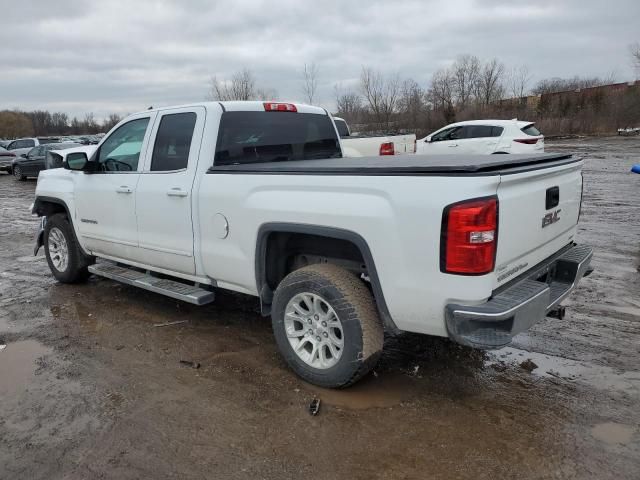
[208, 152, 577, 176]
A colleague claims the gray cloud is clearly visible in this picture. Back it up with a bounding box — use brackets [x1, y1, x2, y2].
[0, 0, 638, 120]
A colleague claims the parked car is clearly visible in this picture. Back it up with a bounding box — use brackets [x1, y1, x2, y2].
[333, 117, 416, 157]
[617, 127, 640, 136]
[12, 143, 82, 180]
[0, 140, 12, 148]
[32, 101, 592, 388]
[0, 146, 16, 173]
[5, 137, 61, 158]
[417, 120, 544, 155]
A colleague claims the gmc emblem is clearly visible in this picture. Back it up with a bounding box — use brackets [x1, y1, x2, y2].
[542, 209, 561, 228]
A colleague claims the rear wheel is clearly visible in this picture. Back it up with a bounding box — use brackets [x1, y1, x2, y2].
[271, 264, 384, 388]
[44, 214, 94, 283]
[13, 165, 26, 181]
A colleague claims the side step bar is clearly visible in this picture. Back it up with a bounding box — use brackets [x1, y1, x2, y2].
[88, 262, 215, 305]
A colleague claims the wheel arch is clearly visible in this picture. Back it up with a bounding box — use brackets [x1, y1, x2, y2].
[33, 196, 90, 257]
[255, 223, 399, 334]
[33, 195, 71, 218]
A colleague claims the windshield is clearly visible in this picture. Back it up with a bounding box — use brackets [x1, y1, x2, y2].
[214, 111, 341, 165]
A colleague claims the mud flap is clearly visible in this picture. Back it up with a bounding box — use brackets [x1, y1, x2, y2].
[33, 217, 46, 255]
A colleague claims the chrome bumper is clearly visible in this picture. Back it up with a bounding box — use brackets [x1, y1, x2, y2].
[445, 244, 593, 349]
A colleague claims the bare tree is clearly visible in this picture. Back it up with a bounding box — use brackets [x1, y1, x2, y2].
[451, 54, 480, 108]
[507, 65, 532, 99]
[208, 68, 257, 101]
[359, 67, 400, 128]
[0, 110, 34, 138]
[102, 113, 122, 131]
[427, 68, 455, 122]
[630, 43, 640, 79]
[334, 85, 362, 123]
[301, 62, 319, 104]
[51, 112, 69, 134]
[83, 113, 99, 133]
[476, 58, 505, 105]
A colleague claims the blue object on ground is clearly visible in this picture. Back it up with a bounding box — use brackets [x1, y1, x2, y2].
[632, 164, 640, 174]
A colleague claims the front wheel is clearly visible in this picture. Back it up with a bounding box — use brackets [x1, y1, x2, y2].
[44, 214, 94, 283]
[13, 165, 26, 181]
[271, 264, 384, 388]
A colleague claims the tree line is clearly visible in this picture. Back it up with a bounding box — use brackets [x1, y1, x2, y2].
[0, 110, 122, 139]
[209, 47, 640, 136]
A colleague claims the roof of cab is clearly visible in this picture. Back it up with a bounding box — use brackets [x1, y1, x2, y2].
[448, 119, 535, 128]
[140, 101, 327, 116]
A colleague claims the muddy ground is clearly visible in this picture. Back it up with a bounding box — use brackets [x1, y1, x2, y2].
[0, 136, 639, 479]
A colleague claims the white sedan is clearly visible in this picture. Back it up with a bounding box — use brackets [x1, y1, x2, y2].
[417, 120, 544, 155]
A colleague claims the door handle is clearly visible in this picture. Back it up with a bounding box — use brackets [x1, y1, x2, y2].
[447, 144, 458, 147]
[116, 186, 132, 194]
[167, 188, 188, 197]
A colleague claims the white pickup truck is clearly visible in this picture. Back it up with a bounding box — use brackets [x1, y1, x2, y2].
[32, 101, 593, 388]
[333, 117, 416, 157]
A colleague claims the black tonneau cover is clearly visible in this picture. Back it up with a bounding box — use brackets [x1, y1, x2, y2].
[208, 153, 578, 176]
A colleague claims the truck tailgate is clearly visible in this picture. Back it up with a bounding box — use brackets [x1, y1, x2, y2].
[494, 160, 583, 288]
[390, 134, 416, 154]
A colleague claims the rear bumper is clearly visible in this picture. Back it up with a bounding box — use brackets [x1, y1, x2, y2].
[0, 159, 13, 171]
[445, 244, 593, 349]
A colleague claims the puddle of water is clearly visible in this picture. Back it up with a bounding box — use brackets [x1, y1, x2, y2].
[489, 347, 640, 395]
[591, 422, 636, 445]
[0, 339, 51, 399]
[307, 372, 417, 410]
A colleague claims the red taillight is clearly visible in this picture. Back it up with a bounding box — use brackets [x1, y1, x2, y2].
[514, 138, 539, 145]
[263, 102, 297, 112]
[379, 142, 394, 156]
[441, 197, 498, 275]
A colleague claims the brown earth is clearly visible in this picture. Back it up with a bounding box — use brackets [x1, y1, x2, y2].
[0, 136, 639, 479]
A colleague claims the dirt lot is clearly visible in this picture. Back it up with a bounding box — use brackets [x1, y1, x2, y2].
[1, 136, 639, 479]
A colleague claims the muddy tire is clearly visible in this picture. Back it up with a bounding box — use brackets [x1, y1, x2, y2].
[271, 264, 384, 388]
[13, 165, 26, 181]
[44, 213, 94, 283]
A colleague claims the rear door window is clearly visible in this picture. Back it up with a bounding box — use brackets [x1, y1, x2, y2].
[491, 126, 504, 137]
[521, 124, 541, 136]
[214, 111, 341, 165]
[463, 125, 495, 139]
[150, 113, 197, 171]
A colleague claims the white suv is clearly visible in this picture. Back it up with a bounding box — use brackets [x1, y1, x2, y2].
[417, 120, 544, 155]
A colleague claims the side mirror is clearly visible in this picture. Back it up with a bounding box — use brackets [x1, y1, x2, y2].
[65, 152, 89, 171]
[425, 136, 432, 143]
[20, 153, 28, 158]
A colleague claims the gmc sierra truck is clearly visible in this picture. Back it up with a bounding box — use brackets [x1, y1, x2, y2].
[32, 101, 593, 388]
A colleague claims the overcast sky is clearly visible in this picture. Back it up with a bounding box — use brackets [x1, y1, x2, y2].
[1, 0, 639, 120]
